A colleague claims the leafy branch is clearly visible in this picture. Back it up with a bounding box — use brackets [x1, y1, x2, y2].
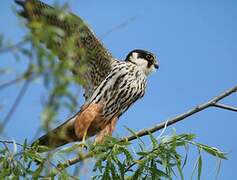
[57, 84, 237, 170]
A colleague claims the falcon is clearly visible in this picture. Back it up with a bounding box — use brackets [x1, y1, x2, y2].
[15, 0, 159, 149]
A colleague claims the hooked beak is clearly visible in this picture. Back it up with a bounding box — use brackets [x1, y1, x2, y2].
[154, 63, 159, 69]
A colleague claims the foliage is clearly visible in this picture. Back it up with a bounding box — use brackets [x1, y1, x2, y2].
[0, 132, 226, 179]
[91, 133, 226, 180]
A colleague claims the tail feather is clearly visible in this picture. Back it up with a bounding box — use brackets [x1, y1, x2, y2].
[32, 115, 78, 150]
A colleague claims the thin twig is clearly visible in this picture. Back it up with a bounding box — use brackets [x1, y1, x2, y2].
[56, 85, 237, 170]
[212, 103, 237, 112]
[0, 75, 25, 90]
[0, 80, 30, 131]
[0, 139, 26, 148]
[0, 57, 34, 131]
[0, 65, 34, 90]
[100, 16, 137, 38]
[0, 39, 28, 54]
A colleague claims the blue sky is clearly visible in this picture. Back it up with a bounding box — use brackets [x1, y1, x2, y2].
[1, 0, 237, 179]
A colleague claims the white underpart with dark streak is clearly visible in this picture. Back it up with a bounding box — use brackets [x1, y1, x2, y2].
[88, 60, 147, 120]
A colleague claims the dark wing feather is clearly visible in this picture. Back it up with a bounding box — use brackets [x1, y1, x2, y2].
[15, 0, 115, 100]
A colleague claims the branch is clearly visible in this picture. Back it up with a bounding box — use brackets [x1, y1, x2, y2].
[212, 103, 237, 112]
[123, 85, 237, 142]
[56, 85, 237, 171]
[56, 152, 94, 171]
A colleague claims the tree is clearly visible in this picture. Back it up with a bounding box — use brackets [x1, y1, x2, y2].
[0, 1, 236, 179]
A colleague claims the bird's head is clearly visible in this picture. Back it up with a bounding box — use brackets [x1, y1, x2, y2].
[125, 49, 159, 75]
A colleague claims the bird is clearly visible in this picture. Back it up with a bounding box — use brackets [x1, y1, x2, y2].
[15, 0, 159, 149]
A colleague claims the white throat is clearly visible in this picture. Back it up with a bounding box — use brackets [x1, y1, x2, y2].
[129, 52, 156, 76]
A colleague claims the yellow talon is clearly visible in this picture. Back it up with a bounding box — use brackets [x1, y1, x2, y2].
[81, 130, 88, 149]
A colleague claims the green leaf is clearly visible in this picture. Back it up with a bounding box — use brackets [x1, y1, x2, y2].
[124, 126, 145, 146]
[109, 161, 117, 179]
[137, 151, 148, 156]
[175, 155, 184, 180]
[176, 141, 186, 147]
[192, 142, 227, 159]
[198, 155, 202, 180]
[148, 132, 158, 148]
[132, 163, 145, 180]
[23, 139, 28, 151]
[182, 145, 189, 169]
[215, 159, 222, 180]
[115, 159, 125, 178]
[151, 167, 169, 178]
[183, 134, 196, 141]
[191, 157, 198, 180]
[121, 146, 133, 160]
[32, 164, 44, 179]
[102, 161, 111, 180]
[0, 33, 3, 47]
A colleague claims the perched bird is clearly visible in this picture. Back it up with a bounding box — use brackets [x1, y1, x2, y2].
[15, 0, 159, 149]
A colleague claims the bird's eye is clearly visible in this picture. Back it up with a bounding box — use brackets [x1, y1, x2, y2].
[146, 54, 153, 60]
